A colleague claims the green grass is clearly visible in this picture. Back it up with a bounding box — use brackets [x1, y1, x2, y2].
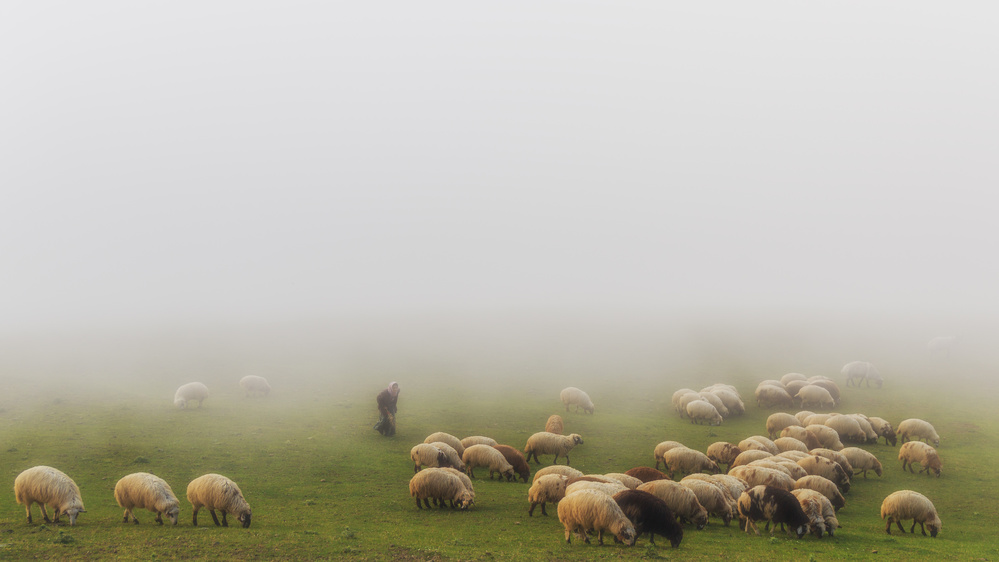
[1, 369, 997, 561]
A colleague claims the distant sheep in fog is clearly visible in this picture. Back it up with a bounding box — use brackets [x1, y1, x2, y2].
[686, 400, 723, 425]
[560, 387, 594, 414]
[755, 385, 794, 409]
[897, 418, 940, 447]
[842, 361, 882, 388]
[545, 415, 564, 434]
[174, 382, 209, 409]
[238, 375, 270, 397]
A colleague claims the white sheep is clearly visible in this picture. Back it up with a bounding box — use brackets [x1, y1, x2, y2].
[654, 440, 688, 470]
[462, 444, 515, 480]
[113, 472, 180, 525]
[686, 399, 723, 425]
[796, 385, 835, 410]
[840, 447, 884, 478]
[429, 442, 466, 473]
[674, 392, 703, 418]
[898, 441, 942, 477]
[424, 432, 466, 457]
[766, 413, 802, 439]
[755, 385, 794, 409]
[671, 388, 698, 416]
[13, 466, 86, 525]
[774, 437, 809, 453]
[739, 436, 779, 455]
[747, 459, 806, 481]
[558, 489, 637, 545]
[842, 360, 882, 388]
[805, 424, 844, 451]
[565, 480, 628, 497]
[409, 468, 474, 510]
[528, 474, 568, 516]
[636, 480, 709, 529]
[780, 372, 808, 386]
[238, 375, 270, 397]
[710, 388, 746, 416]
[174, 382, 209, 409]
[867, 416, 897, 446]
[602, 473, 643, 490]
[794, 410, 816, 425]
[809, 448, 854, 477]
[793, 475, 846, 511]
[533, 465, 584, 483]
[460, 436, 498, 448]
[726, 466, 795, 492]
[680, 478, 735, 525]
[437, 467, 475, 508]
[897, 418, 940, 447]
[824, 415, 867, 443]
[560, 387, 595, 414]
[881, 490, 942, 537]
[410, 443, 450, 472]
[796, 456, 850, 493]
[730, 449, 773, 468]
[697, 392, 729, 417]
[524, 432, 584, 465]
[847, 414, 879, 442]
[803, 413, 833, 427]
[781, 426, 822, 450]
[792, 488, 840, 535]
[186, 473, 252, 527]
[661, 447, 720, 479]
[705, 442, 742, 470]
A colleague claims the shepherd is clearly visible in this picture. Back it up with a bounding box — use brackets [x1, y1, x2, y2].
[374, 381, 400, 436]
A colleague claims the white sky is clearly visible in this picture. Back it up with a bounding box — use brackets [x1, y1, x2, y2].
[2, 2, 997, 333]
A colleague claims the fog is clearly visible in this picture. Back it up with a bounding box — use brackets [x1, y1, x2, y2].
[2, 3, 998, 398]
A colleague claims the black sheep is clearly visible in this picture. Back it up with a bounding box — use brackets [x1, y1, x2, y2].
[613, 489, 683, 548]
[737, 485, 809, 539]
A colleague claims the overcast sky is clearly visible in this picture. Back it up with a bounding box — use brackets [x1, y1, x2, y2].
[2, 2, 997, 334]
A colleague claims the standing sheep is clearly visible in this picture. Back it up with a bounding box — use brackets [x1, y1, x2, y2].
[186, 474, 251, 528]
[808, 448, 854, 477]
[424, 432, 466, 457]
[867, 416, 898, 446]
[727, 466, 795, 492]
[898, 441, 942, 477]
[697, 392, 729, 418]
[636, 480, 709, 529]
[840, 447, 884, 478]
[492, 444, 531, 483]
[14, 466, 86, 526]
[739, 436, 779, 455]
[462, 444, 515, 480]
[603, 473, 643, 490]
[842, 361, 882, 388]
[524, 432, 584, 465]
[805, 424, 845, 451]
[238, 375, 271, 397]
[796, 456, 850, 493]
[780, 426, 822, 450]
[558, 489, 637, 545]
[560, 387, 595, 414]
[410, 443, 450, 472]
[662, 447, 720, 479]
[436, 467, 475, 508]
[409, 468, 474, 510]
[113, 472, 180, 525]
[528, 474, 567, 516]
[737, 485, 808, 538]
[791, 488, 839, 536]
[429, 442, 466, 473]
[897, 418, 940, 447]
[881, 490, 942, 537]
[774, 437, 809, 453]
[613, 489, 684, 547]
[824, 416, 867, 444]
[686, 400, 723, 425]
[545, 415, 564, 435]
[672, 389, 699, 417]
[680, 479, 735, 525]
[174, 382, 209, 409]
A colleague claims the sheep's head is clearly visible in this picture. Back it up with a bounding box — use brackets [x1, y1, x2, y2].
[569, 434, 584, 445]
[927, 519, 941, 537]
[456, 491, 474, 510]
[613, 522, 637, 546]
[238, 510, 252, 528]
[694, 510, 708, 530]
[668, 527, 683, 548]
[794, 523, 807, 539]
[62, 507, 85, 526]
[166, 506, 180, 525]
[175, 398, 187, 409]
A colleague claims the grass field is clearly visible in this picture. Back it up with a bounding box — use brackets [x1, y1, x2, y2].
[2, 348, 998, 561]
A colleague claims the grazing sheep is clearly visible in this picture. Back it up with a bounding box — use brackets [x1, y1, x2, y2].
[794, 475, 846, 510]
[636, 480, 709, 529]
[780, 426, 822, 450]
[707, 474, 750, 504]
[524, 432, 584, 465]
[881, 490, 941, 537]
[783, 380, 809, 399]
[840, 447, 884, 478]
[867, 416, 897, 446]
[697, 392, 729, 418]
[114, 472, 180, 525]
[545, 415, 564, 435]
[780, 373, 808, 386]
[410, 443, 450, 473]
[797, 385, 836, 410]
[462, 444, 515, 480]
[706, 442, 742, 471]
[774, 437, 809, 453]
[624, 466, 669, 483]
[672, 389, 699, 417]
[727, 466, 795, 492]
[737, 485, 809, 538]
[492, 444, 531, 483]
[747, 460, 807, 481]
[460, 436, 498, 448]
[730, 449, 773, 468]
[686, 400, 723, 425]
[807, 380, 841, 405]
[680, 478, 735, 525]
[238, 375, 270, 397]
[424, 432, 465, 457]
[430, 442, 466, 473]
[436, 467, 475, 508]
[565, 480, 628, 497]
[842, 361, 882, 388]
[654, 441, 688, 470]
[794, 410, 815, 425]
[174, 382, 209, 409]
[186, 474, 251, 528]
[824, 416, 867, 444]
[560, 387, 595, 414]
[662, 447, 720, 479]
[805, 424, 845, 451]
[613, 490, 683, 547]
[808, 448, 854, 477]
[603, 473, 643, 490]
[528, 474, 567, 516]
[847, 414, 879, 443]
[898, 441, 942, 477]
[792, 489, 839, 536]
[797, 456, 850, 493]
[897, 418, 940, 447]
[409, 468, 474, 510]
[533, 465, 584, 483]
[13, 466, 86, 526]
[790, 489, 826, 538]
[766, 413, 802, 439]
[740, 436, 779, 455]
[558, 489, 637, 545]
[755, 385, 794, 409]
[711, 388, 746, 416]
[803, 413, 833, 426]
[776, 450, 811, 462]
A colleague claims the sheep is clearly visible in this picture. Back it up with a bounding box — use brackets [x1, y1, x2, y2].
[410, 443, 450, 472]
[558, 489, 637, 545]
[528, 474, 567, 516]
[524, 432, 584, 465]
[797, 385, 836, 410]
[774, 437, 809, 453]
[702, 383, 739, 395]
[654, 440, 687, 470]
[711, 388, 746, 416]
[409, 468, 474, 510]
[805, 424, 845, 451]
[840, 447, 884, 478]
[897, 418, 940, 447]
[113, 472, 180, 525]
[898, 441, 942, 477]
[613, 490, 683, 547]
[737, 485, 809, 538]
[808, 448, 854, 477]
[783, 380, 809, 399]
[174, 382, 209, 409]
[794, 475, 846, 511]
[740, 436, 779, 455]
[707, 474, 750, 503]
[780, 372, 808, 386]
[603, 473, 643, 490]
[847, 414, 879, 443]
[565, 480, 628, 497]
[624, 466, 669, 483]
[186, 473, 251, 527]
[697, 392, 729, 417]
[462, 444, 515, 480]
[807, 380, 841, 405]
[680, 478, 735, 525]
[662, 447, 720, 479]
[757, 380, 786, 391]
[755, 385, 794, 409]
[824, 416, 867, 444]
[672, 389, 699, 417]
[790, 489, 826, 538]
[730, 449, 773, 468]
[727, 466, 795, 492]
[436, 467, 475, 508]
[460, 436, 497, 448]
[803, 413, 834, 426]
[430, 442, 466, 473]
[490, 444, 530, 483]
[776, 450, 811, 462]
[636, 480, 709, 529]
[545, 415, 564, 435]
[560, 387, 595, 414]
[794, 410, 816, 425]
[791, 489, 839, 536]
[842, 360, 882, 388]
[238, 375, 270, 397]
[766, 413, 802, 439]
[881, 490, 942, 537]
[867, 416, 897, 446]
[686, 400, 723, 425]
[13, 466, 86, 526]
[797, 456, 850, 493]
[424, 432, 465, 457]
[780, 426, 822, 450]
[533, 465, 583, 483]
[747, 459, 806, 481]
[705, 442, 742, 471]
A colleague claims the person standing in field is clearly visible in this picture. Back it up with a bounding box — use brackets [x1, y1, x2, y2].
[374, 382, 400, 436]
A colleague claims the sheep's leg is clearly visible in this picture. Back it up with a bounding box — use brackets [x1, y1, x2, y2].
[40, 505, 52, 523]
[746, 518, 760, 535]
[415, 497, 422, 509]
[541, 503, 548, 516]
[884, 518, 892, 534]
[649, 532, 655, 544]
[467, 467, 475, 478]
[597, 529, 604, 545]
[564, 526, 572, 543]
[155, 512, 163, 525]
[552, 453, 560, 465]
[423, 498, 431, 509]
[918, 521, 927, 536]
[221, 510, 229, 527]
[25, 504, 33, 524]
[528, 502, 536, 516]
[192, 507, 200, 526]
[895, 520, 905, 533]
[414, 464, 419, 473]
[208, 509, 222, 526]
[565, 454, 571, 466]
[438, 497, 447, 510]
